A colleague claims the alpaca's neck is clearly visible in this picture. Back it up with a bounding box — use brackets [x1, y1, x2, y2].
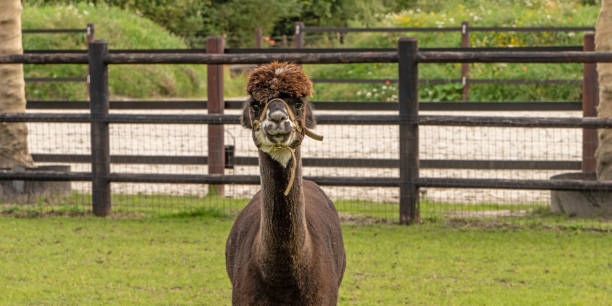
[257, 147, 310, 278]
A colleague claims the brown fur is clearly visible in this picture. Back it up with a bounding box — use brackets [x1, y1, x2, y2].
[226, 63, 345, 305]
[246, 62, 313, 102]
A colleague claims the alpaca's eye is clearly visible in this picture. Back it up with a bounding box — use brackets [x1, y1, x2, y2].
[250, 102, 260, 112]
[295, 101, 304, 110]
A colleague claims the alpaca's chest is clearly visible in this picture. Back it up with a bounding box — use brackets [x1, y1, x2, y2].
[232, 261, 337, 306]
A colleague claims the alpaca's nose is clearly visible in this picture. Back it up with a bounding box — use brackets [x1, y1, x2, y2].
[269, 110, 288, 123]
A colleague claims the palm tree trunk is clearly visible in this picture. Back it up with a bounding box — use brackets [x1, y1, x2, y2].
[0, 0, 34, 168]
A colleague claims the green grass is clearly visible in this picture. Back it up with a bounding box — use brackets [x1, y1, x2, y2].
[2, 192, 610, 231]
[0, 213, 610, 305]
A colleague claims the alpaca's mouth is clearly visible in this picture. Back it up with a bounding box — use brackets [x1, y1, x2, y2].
[265, 131, 292, 144]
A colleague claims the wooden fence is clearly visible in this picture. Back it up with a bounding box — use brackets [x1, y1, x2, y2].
[256, 22, 595, 101]
[1, 36, 612, 224]
[22, 24, 94, 86]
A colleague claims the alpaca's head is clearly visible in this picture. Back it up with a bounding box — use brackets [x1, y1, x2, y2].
[241, 62, 318, 167]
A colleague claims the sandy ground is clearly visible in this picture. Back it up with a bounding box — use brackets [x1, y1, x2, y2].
[26, 108, 583, 205]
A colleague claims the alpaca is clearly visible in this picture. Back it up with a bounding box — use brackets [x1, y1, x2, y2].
[225, 62, 346, 305]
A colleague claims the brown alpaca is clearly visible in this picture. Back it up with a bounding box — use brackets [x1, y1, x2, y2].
[225, 62, 345, 305]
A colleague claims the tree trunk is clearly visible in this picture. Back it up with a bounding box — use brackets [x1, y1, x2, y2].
[0, 0, 34, 168]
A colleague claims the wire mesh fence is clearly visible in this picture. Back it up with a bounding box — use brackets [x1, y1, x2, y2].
[2, 40, 611, 231]
[10, 105, 607, 231]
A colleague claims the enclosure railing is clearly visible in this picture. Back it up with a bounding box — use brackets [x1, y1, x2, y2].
[1, 36, 612, 224]
[22, 24, 94, 86]
[281, 22, 595, 101]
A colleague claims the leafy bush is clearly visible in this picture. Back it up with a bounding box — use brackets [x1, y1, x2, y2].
[25, 0, 419, 48]
[305, 0, 599, 102]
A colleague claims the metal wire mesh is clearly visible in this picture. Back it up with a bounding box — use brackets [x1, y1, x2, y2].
[1, 104, 603, 230]
[23, 120, 91, 213]
[96, 107, 399, 221]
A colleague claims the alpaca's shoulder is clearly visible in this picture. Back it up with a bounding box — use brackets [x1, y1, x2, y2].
[302, 179, 341, 232]
[302, 179, 336, 211]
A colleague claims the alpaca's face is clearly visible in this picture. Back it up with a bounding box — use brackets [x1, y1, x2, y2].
[241, 96, 315, 167]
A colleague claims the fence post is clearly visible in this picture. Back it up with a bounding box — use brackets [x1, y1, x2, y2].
[294, 22, 304, 49]
[583, 33, 599, 173]
[86, 24, 95, 43]
[207, 36, 225, 197]
[88, 40, 111, 217]
[461, 21, 470, 101]
[255, 27, 262, 48]
[398, 37, 419, 225]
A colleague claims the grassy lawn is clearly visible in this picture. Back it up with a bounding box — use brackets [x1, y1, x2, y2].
[0, 211, 610, 305]
[3, 192, 609, 231]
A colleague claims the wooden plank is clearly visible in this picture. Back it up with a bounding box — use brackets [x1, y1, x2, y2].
[207, 36, 225, 197]
[107, 173, 399, 187]
[88, 40, 111, 217]
[417, 51, 612, 63]
[418, 115, 612, 128]
[582, 33, 598, 173]
[418, 177, 612, 191]
[398, 37, 419, 225]
[24, 100, 582, 112]
[6, 51, 612, 65]
[30, 154, 581, 170]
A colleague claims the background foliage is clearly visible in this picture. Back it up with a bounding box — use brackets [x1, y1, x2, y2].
[22, 3, 207, 100]
[22, 0, 602, 101]
[24, 0, 419, 48]
[305, 0, 600, 102]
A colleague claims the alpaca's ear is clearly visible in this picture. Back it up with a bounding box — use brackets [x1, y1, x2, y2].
[240, 97, 254, 129]
[305, 101, 316, 129]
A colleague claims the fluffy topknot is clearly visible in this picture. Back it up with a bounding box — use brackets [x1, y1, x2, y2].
[246, 62, 313, 102]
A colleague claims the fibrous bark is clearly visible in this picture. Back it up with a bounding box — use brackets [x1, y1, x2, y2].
[0, 0, 34, 168]
[596, 0, 612, 179]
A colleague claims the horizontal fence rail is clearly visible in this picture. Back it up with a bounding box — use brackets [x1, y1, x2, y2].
[23, 46, 585, 54]
[4, 169, 612, 192]
[29, 154, 582, 170]
[417, 51, 612, 63]
[311, 78, 582, 85]
[22, 25, 94, 87]
[25, 100, 583, 111]
[9, 112, 612, 127]
[417, 178, 612, 191]
[302, 26, 595, 33]
[5, 51, 612, 65]
[25, 77, 87, 83]
[22, 29, 87, 34]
